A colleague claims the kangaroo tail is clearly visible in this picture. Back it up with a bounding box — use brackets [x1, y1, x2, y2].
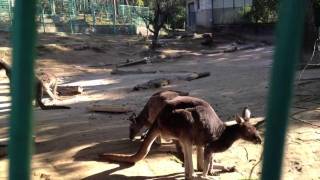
[100, 123, 160, 164]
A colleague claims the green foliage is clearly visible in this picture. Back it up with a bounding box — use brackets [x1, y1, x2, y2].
[166, 1, 186, 30]
[245, 0, 278, 23]
[135, 0, 144, 6]
[141, 0, 186, 30]
[243, 0, 319, 24]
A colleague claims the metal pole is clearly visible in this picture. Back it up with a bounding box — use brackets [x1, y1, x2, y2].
[7, 0, 12, 25]
[261, 0, 306, 180]
[41, 7, 46, 33]
[9, 0, 36, 179]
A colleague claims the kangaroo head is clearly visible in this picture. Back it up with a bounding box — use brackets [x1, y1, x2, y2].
[128, 113, 140, 140]
[235, 109, 262, 144]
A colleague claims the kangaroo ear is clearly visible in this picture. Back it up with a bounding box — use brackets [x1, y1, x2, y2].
[235, 114, 245, 124]
[242, 106, 251, 121]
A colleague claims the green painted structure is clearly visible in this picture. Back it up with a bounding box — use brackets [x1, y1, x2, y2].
[0, 0, 149, 34]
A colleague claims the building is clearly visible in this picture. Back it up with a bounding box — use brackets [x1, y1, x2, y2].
[186, 0, 252, 31]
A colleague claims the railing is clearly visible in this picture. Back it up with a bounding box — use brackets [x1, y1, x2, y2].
[8, 0, 36, 179]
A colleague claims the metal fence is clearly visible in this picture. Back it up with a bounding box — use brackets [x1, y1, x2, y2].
[0, 0, 149, 34]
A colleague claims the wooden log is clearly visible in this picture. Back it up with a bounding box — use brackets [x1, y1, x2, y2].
[57, 86, 83, 96]
[117, 58, 149, 68]
[88, 105, 132, 113]
[88, 63, 113, 68]
[133, 78, 170, 91]
[184, 72, 211, 81]
[111, 68, 157, 75]
[299, 64, 320, 70]
[223, 46, 237, 53]
[298, 77, 320, 81]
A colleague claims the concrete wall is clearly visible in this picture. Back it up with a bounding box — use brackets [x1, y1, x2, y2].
[186, 0, 252, 30]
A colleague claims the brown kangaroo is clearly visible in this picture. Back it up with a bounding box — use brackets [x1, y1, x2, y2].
[0, 59, 70, 110]
[128, 90, 189, 140]
[100, 96, 262, 179]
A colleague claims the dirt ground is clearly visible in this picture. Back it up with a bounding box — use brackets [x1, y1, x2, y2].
[0, 31, 319, 180]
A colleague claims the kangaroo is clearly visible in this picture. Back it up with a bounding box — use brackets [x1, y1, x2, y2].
[0, 59, 70, 110]
[100, 96, 262, 179]
[128, 90, 189, 140]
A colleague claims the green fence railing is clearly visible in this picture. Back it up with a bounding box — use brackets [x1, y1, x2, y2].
[1, 0, 149, 34]
[8, 0, 37, 179]
[261, 0, 306, 180]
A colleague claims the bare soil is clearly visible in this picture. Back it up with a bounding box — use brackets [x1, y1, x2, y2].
[0, 31, 319, 180]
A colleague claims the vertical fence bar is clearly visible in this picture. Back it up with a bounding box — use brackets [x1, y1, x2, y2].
[8, 0, 36, 179]
[261, 0, 306, 180]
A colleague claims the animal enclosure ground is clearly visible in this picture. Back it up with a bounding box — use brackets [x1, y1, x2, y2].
[0, 31, 319, 179]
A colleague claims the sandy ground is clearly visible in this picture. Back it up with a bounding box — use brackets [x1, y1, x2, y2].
[0, 32, 319, 180]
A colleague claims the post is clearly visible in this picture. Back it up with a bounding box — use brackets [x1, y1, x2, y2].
[9, 0, 37, 179]
[261, 0, 306, 180]
[113, 0, 117, 34]
[7, 0, 12, 25]
[50, 0, 56, 15]
[41, 6, 46, 33]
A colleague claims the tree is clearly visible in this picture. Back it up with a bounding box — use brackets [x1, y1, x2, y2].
[138, 0, 185, 49]
[246, 0, 319, 62]
[247, 0, 278, 23]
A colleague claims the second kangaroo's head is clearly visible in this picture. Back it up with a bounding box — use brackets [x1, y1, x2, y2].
[128, 113, 140, 140]
[234, 107, 262, 144]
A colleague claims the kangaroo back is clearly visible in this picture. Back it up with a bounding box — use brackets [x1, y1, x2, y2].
[129, 90, 189, 140]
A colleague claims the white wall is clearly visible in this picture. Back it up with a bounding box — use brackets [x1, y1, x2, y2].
[213, 0, 252, 9]
[199, 0, 212, 10]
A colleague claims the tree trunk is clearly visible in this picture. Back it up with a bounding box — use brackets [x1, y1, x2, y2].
[151, 28, 160, 49]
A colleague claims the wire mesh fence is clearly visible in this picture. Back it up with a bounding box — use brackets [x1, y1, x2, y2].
[0, 0, 149, 34]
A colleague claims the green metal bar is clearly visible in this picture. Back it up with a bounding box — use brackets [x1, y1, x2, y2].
[261, 0, 306, 180]
[8, 0, 37, 179]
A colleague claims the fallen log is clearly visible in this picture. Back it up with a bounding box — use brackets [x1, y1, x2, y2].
[299, 64, 320, 70]
[111, 68, 157, 75]
[132, 72, 210, 91]
[88, 105, 132, 113]
[88, 63, 113, 68]
[57, 86, 83, 96]
[133, 78, 170, 91]
[184, 72, 211, 81]
[223, 46, 237, 53]
[298, 77, 320, 81]
[117, 58, 150, 68]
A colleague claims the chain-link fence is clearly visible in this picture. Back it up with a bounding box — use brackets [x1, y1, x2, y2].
[0, 0, 149, 34]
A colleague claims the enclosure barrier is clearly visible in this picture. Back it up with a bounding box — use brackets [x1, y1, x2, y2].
[8, 0, 36, 179]
[261, 0, 306, 180]
[0, 0, 149, 34]
[7, 0, 307, 179]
